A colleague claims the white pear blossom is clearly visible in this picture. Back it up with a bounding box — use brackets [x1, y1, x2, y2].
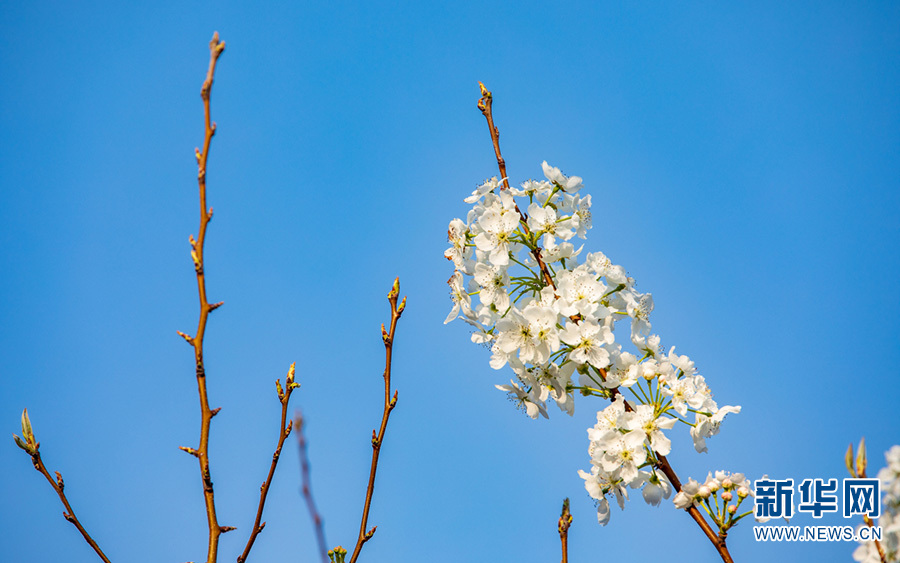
[444, 271, 473, 324]
[542, 161, 583, 193]
[626, 404, 678, 456]
[464, 176, 501, 203]
[559, 319, 612, 369]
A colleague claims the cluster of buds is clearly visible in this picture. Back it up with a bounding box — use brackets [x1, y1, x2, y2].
[445, 163, 741, 525]
[328, 546, 348, 563]
[673, 471, 753, 533]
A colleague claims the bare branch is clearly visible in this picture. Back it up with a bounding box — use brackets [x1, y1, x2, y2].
[13, 409, 111, 563]
[236, 364, 300, 563]
[184, 31, 226, 563]
[348, 278, 406, 563]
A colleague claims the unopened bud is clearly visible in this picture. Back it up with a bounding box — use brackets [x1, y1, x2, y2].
[722, 478, 733, 489]
[737, 486, 749, 498]
[846, 443, 857, 477]
[856, 437, 867, 476]
[388, 277, 400, 300]
[728, 504, 737, 514]
[698, 486, 711, 499]
[397, 295, 407, 314]
[275, 379, 284, 400]
[21, 409, 35, 446]
[286, 362, 296, 385]
[722, 491, 733, 502]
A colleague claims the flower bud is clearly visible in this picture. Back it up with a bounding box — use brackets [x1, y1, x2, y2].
[722, 478, 733, 489]
[728, 504, 737, 514]
[737, 486, 749, 498]
[698, 486, 711, 499]
[722, 491, 733, 502]
[286, 362, 296, 385]
[856, 437, 867, 476]
[846, 443, 857, 477]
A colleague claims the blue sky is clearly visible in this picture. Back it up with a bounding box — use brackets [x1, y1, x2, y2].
[1, 2, 898, 562]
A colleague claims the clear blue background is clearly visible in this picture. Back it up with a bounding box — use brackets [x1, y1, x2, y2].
[1, 2, 898, 562]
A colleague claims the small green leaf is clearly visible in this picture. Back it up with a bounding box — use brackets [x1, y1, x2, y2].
[13, 433, 33, 454]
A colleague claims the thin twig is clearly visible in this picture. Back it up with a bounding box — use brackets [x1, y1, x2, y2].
[237, 365, 300, 563]
[296, 410, 329, 563]
[476, 83, 734, 563]
[348, 278, 407, 563]
[178, 32, 227, 563]
[558, 498, 572, 563]
[28, 451, 112, 563]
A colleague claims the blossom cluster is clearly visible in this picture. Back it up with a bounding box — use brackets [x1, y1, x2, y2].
[854, 445, 900, 563]
[672, 470, 754, 532]
[445, 162, 741, 525]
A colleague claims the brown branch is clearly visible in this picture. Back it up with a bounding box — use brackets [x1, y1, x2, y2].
[477, 82, 556, 291]
[348, 278, 407, 563]
[21, 447, 112, 562]
[295, 410, 329, 563]
[558, 498, 572, 563]
[180, 31, 226, 563]
[236, 365, 300, 563]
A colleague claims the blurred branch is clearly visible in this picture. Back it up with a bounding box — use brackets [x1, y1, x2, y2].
[348, 278, 407, 563]
[558, 498, 572, 563]
[237, 365, 300, 563]
[13, 409, 111, 563]
[176, 31, 227, 563]
[296, 410, 329, 563]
